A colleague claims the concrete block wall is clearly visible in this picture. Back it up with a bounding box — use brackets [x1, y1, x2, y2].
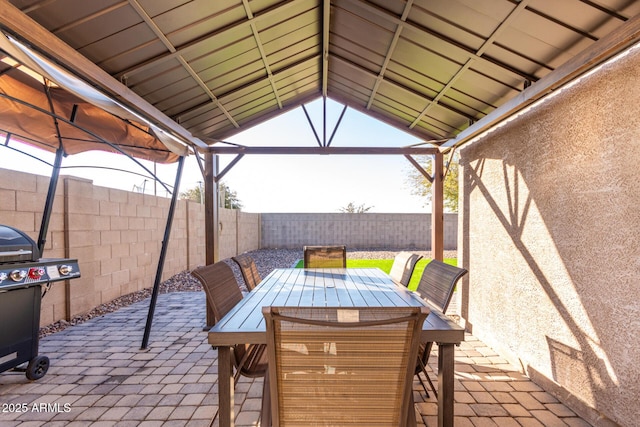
[1, 166, 457, 326]
[260, 212, 458, 249]
[218, 210, 261, 259]
[238, 211, 260, 254]
[219, 208, 237, 261]
[0, 168, 71, 326]
[0, 169, 261, 325]
[185, 200, 205, 271]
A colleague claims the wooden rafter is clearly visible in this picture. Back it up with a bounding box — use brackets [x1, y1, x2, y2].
[242, 0, 283, 109]
[440, 12, 640, 151]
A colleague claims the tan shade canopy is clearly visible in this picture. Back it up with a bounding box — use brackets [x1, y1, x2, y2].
[0, 29, 189, 163]
[0, 68, 181, 163]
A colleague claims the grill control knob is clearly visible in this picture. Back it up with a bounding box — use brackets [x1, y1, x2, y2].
[10, 270, 27, 282]
[28, 267, 46, 280]
[0, 272, 7, 282]
[59, 265, 73, 276]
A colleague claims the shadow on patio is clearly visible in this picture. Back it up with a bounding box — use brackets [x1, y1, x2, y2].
[0, 291, 590, 427]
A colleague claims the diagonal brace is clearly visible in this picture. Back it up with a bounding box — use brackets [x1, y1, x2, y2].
[405, 154, 433, 183]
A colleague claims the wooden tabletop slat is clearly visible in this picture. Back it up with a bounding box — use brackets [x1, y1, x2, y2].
[208, 268, 464, 346]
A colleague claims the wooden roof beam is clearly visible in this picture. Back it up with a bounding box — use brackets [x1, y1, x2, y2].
[206, 145, 439, 155]
[366, 0, 414, 110]
[128, 0, 238, 129]
[410, 0, 530, 129]
[440, 12, 640, 151]
[322, 0, 330, 98]
[242, 0, 283, 109]
[346, 0, 540, 82]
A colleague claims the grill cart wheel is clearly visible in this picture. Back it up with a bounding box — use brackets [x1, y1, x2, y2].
[25, 355, 49, 380]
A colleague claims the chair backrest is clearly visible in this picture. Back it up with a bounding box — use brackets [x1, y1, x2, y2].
[192, 262, 266, 379]
[231, 253, 261, 291]
[389, 251, 423, 287]
[415, 259, 468, 313]
[303, 245, 346, 268]
[191, 261, 243, 322]
[263, 305, 428, 427]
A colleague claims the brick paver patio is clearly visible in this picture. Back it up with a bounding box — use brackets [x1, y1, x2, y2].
[0, 292, 591, 426]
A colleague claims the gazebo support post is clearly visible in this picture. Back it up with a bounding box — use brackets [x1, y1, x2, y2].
[432, 151, 444, 261]
[203, 152, 219, 328]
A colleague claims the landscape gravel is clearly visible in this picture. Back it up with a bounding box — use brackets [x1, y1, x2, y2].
[39, 248, 456, 337]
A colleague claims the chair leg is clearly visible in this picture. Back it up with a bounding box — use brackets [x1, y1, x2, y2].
[424, 372, 438, 399]
[417, 356, 438, 399]
[260, 371, 271, 427]
[233, 344, 267, 384]
[417, 371, 431, 397]
[407, 391, 417, 427]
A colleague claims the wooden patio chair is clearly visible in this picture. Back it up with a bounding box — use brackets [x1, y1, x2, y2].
[303, 245, 346, 268]
[414, 259, 468, 398]
[191, 262, 267, 383]
[231, 252, 261, 291]
[262, 305, 429, 427]
[389, 251, 423, 287]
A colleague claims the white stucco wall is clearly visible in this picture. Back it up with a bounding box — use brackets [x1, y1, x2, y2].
[459, 43, 640, 426]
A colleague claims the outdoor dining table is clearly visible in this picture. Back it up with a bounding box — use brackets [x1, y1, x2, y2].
[208, 267, 465, 427]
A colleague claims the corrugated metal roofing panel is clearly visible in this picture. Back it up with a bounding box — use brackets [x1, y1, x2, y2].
[2, 0, 638, 149]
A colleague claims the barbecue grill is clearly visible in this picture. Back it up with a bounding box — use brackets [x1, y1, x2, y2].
[0, 224, 80, 380]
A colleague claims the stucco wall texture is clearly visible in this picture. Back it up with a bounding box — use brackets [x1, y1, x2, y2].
[459, 44, 640, 426]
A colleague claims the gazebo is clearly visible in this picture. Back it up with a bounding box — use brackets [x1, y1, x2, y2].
[0, 1, 639, 425]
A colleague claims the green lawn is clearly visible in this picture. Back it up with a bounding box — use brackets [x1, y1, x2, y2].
[293, 258, 457, 291]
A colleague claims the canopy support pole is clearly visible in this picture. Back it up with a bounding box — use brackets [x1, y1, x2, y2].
[37, 146, 64, 256]
[141, 155, 185, 349]
[37, 86, 75, 256]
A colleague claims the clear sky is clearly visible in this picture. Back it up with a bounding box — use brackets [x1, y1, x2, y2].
[0, 98, 432, 213]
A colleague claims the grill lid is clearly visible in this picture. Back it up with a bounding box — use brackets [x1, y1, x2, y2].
[0, 225, 40, 263]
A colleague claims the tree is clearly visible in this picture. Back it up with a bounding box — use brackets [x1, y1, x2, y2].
[179, 184, 204, 203]
[405, 155, 459, 212]
[180, 182, 243, 210]
[339, 202, 373, 213]
[220, 182, 243, 210]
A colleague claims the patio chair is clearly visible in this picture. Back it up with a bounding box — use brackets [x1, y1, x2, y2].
[414, 259, 468, 398]
[303, 245, 346, 268]
[231, 252, 261, 291]
[389, 251, 423, 287]
[191, 262, 267, 383]
[262, 305, 429, 427]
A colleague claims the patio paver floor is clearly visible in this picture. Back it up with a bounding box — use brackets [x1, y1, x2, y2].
[0, 292, 591, 426]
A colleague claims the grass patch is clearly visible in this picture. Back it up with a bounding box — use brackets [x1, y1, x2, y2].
[293, 258, 457, 291]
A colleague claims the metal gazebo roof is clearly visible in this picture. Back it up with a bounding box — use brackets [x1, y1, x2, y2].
[1, 0, 639, 153]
